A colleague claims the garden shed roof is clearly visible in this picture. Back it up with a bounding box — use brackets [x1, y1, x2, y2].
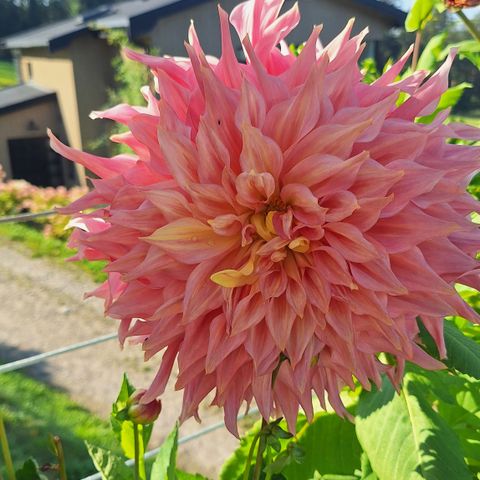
[0, 0, 406, 53]
[0, 83, 56, 113]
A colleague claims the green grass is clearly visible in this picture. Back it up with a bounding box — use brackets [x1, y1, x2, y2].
[0, 371, 120, 478]
[0, 60, 17, 88]
[0, 223, 107, 283]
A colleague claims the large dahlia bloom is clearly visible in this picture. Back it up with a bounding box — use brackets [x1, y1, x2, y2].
[50, 0, 480, 434]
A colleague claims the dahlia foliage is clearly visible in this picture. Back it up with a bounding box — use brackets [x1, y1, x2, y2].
[50, 0, 480, 434]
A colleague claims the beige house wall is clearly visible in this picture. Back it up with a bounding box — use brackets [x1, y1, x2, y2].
[19, 50, 81, 150]
[0, 98, 68, 181]
[146, 0, 395, 58]
[17, 33, 116, 185]
[69, 34, 116, 155]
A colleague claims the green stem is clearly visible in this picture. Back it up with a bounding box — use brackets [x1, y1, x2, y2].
[264, 446, 272, 480]
[252, 354, 288, 480]
[133, 423, 140, 480]
[253, 418, 268, 480]
[243, 433, 261, 480]
[0, 417, 15, 480]
[456, 10, 480, 43]
[132, 423, 147, 480]
[52, 436, 68, 480]
[412, 30, 422, 71]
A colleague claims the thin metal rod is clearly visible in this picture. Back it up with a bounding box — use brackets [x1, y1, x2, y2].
[81, 408, 260, 480]
[0, 209, 57, 224]
[0, 333, 117, 374]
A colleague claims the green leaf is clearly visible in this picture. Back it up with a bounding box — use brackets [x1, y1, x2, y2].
[220, 417, 307, 480]
[111, 374, 136, 446]
[443, 321, 480, 379]
[110, 374, 153, 467]
[358, 453, 378, 480]
[176, 470, 210, 480]
[15, 458, 48, 480]
[85, 442, 132, 480]
[356, 375, 471, 479]
[417, 83, 471, 124]
[416, 33, 447, 71]
[150, 423, 179, 480]
[420, 319, 480, 379]
[281, 411, 362, 479]
[403, 367, 480, 476]
[441, 40, 480, 69]
[219, 428, 258, 480]
[405, 0, 438, 32]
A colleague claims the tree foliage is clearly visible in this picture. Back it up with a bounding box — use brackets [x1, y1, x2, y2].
[0, 0, 124, 39]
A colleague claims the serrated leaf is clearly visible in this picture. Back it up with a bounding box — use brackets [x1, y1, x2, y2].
[281, 411, 362, 479]
[150, 423, 178, 480]
[356, 375, 471, 480]
[85, 442, 132, 480]
[405, 0, 438, 32]
[15, 458, 48, 480]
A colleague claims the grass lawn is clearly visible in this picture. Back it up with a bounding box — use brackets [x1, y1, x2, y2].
[0, 371, 120, 479]
[0, 222, 107, 283]
[0, 60, 17, 88]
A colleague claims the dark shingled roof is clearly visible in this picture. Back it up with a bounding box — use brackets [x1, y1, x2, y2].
[0, 83, 56, 113]
[0, 0, 406, 52]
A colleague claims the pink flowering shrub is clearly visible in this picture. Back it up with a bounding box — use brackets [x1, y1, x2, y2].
[0, 169, 86, 241]
[50, 0, 480, 434]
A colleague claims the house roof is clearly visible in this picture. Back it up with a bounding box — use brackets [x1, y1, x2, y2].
[0, 0, 406, 52]
[0, 83, 56, 113]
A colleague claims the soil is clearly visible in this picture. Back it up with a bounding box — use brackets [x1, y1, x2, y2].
[0, 241, 248, 479]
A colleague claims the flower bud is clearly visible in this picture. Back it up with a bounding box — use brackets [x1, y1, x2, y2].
[127, 389, 162, 425]
[445, 0, 480, 8]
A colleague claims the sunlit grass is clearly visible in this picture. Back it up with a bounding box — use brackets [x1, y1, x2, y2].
[0, 60, 17, 89]
[0, 371, 120, 478]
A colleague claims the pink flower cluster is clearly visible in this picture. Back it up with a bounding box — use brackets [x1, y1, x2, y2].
[50, 0, 480, 434]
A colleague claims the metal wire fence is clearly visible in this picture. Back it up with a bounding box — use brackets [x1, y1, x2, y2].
[1, 209, 258, 478]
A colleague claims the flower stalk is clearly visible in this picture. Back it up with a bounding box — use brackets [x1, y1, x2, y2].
[456, 10, 480, 43]
[0, 416, 15, 480]
[52, 436, 68, 480]
[133, 423, 141, 480]
[245, 354, 289, 480]
[412, 30, 423, 70]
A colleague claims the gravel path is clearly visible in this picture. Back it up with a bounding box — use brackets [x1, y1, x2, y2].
[0, 241, 246, 478]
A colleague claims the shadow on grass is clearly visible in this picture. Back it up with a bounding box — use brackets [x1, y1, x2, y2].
[0, 344, 119, 479]
[0, 342, 53, 383]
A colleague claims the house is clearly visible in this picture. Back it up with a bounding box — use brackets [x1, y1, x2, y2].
[0, 0, 406, 187]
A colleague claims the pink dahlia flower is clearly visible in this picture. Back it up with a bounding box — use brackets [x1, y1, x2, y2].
[50, 0, 480, 434]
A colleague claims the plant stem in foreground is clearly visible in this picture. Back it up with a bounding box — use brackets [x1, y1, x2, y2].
[243, 433, 261, 480]
[253, 418, 268, 480]
[0, 417, 15, 480]
[133, 423, 140, 480]
[456, 10, 480, 43]
[412, 30, 422, 71]
[52, 436, 68, 480]
[133, 423, 145, 480]
[252, 354, 288, 480]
